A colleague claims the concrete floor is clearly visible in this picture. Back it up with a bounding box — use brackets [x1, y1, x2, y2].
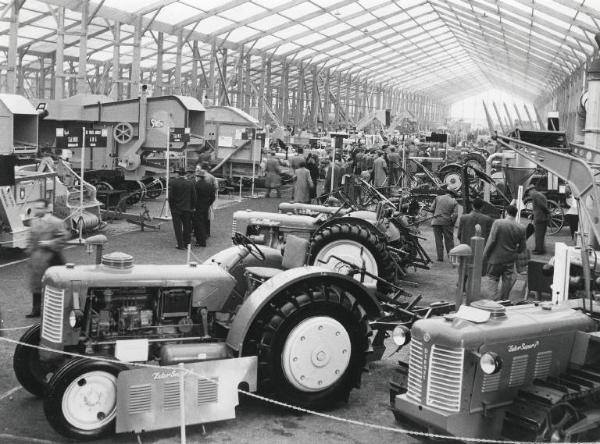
[0, 186, 570, 444]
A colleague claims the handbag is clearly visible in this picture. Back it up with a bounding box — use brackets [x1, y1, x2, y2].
[525, 222, 535, 239]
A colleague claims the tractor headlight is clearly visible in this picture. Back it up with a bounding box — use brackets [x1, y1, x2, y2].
[479, 352, 502, 375]
[68, 309, 83, 328]
[392, 325, 411, 346]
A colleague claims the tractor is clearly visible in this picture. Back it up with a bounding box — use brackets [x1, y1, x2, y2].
[232, 182, 431, 290]
[389, 245, 600, 442]
[13, 233, 451, 441]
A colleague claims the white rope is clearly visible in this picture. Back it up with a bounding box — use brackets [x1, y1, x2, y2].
[0, 335, 595, 444]
[0, 324, 34, 332]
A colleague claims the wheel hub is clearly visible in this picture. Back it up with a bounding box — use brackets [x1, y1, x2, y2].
[62, 371, 117, 431]
[282, 316, 351, 392]
[314, 240, 378, 287]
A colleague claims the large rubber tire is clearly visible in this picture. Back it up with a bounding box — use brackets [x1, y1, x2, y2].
[439, 165, 464, 194]
[243, 282, 370, 410]
[522, 198, 564, 235]
[309, 221, 396, 290]
[44, 357, 127, 441]
[462, 152, 486, 171]
[13, 323, 48, 397]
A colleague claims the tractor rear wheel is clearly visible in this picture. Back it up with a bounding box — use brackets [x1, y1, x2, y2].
[44, 357, 127, 441]
[309, 221, 395, 290]
[244, 282, 370, 410]
[13, 323, 49, 397]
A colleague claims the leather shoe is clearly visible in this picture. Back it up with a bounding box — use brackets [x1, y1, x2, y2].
[175, 246, 186, 250]
[195, 243, 206, 247]
[25, 311, 40, 318]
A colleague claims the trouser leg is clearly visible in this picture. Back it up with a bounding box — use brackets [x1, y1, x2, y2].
[499, 263, 516, 300]
[192, 210, 202, 244]
[182, 212, 192, 246]
[484, 263, 503, 300]
[171, 212, 184, 248]
[433, 226, 444, 261]
[442, 224, 455, 256]
[535, 222, 547, 252]
[26, 292, 42, 317]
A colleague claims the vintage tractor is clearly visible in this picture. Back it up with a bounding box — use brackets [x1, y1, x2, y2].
[12, 233, 450, 441]
[232, 195, 431, 290]
[389, 246, 600, 442]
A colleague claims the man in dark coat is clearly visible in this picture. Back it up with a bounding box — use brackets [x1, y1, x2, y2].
[168, 168, 196, 250]
[192, 166, 216, 247]
[429, 185, 458, 261]
[527, 184, 550, 254]
[264, 151, 282, 197]
[387, 146, 401, 185]
[458, 197, 494, 245]
[27, 199, 69, 317]
[482, 205, 527, 300]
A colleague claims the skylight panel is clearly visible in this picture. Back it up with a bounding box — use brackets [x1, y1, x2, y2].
[219, 2, 267, 20]
[313, 40, 341, 51]
[274, 43, 301, 55]
[534, 9, 573, 30]
[224, 27, 259, 43]
[320, 22, 351, 37]
[104, 0, 149, 13]
[294, 33, 324, 46]
[280, 2, 322, 19]
[303, 14, 337, 28]
[252, 35, 281, 49]
[337, 30, 366, 42]
[346, 15, 373, 27]
[197, 15, 235, 32]
[274, 24, 309, 40]
[406, 3, 433, 16]
[371, 4, 401, 18]
[358, 0, 390, 10]
[156, 3, 199, 23]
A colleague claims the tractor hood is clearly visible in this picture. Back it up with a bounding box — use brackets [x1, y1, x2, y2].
[42, 261, 236, 311]
[411, 302, 595, 352]
[233, 210, 318, 228]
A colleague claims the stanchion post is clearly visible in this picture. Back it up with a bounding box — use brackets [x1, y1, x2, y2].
[466, 225, 484, 304]
[178, 362, 186, 444]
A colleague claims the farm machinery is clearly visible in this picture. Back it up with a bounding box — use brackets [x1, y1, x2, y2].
[232, 177, 432, 289]
[13, 231, 452, 440]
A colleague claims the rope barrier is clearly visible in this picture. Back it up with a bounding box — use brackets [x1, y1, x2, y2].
[0, 335, 595, 444]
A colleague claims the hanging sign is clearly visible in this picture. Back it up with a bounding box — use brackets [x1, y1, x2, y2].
[56, 128, 83, 148]
[169, 127, 190, 143]
[84, 129, 108, 147]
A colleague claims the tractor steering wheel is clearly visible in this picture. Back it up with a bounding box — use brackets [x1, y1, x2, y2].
[232, 232, 266, 261]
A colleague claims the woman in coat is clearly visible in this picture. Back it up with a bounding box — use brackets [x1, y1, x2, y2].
[306, 154, 319, 201]
[293, 160, 314, 204]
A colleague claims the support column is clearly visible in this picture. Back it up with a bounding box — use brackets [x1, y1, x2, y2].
[310, 65, 319, 131]
[245, 52, 251, 112]
[219, 48, 228, 105]
[281, 60, 289, 126]
[39, 57, 46, 98]
[173, 30, 183, 95]
[55, 7, 65, 99]
[258, 55, 266, 125]
[354, 77, 361, 122]
[323, 68, 330, 131]
[345, 74, 351, 128]
[111, 22, 120, 100]
[191, 40, 199, 98]
[236, 46, 244, 108]
[334, 71, 341, 128]
[77, 0, 89, 94]
[265, 58, 272, 115]
[155, 32, 164, 96]
[295, 64, 304, 127]
[209, 40, 216, 104]
[16, 51, 24, 96]
[131, 15, 142, 98]
[7, 0, 20, 94]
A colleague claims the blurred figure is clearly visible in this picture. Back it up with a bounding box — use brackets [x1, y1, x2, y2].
[324, 156, 342, 195]
[526, 184, 550, 254]
[429, 185, 458, 262]
[483, 205, 527, 300]
[372, 151, 388, 187]
[565, 188, 579, 241]
[27, 199, 69, 317]
[387, 146, 401, 185]
[457, 197, 494, 244]
[169, 168, 196, 250]
[293, 159, 313, 203]
[264, 151, 282, 198]
[192, 166, 216, 247]
[198, 162, 217, 237]
[306, 153, 319, 201]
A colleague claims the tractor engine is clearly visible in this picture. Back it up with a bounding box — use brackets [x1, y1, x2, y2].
[86, 286, 194, 340]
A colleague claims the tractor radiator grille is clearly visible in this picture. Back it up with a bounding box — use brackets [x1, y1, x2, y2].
[128, 384, 152, 414]
[406, 339, 425, 403]
[197, 378, 218, 405]
[534, 351, 552, 379]
[426, 345, 464, 412]
[509, 355, 529, 386]
[482, 372, 502, 393]
[163, 381, 180, 410]
[231, 219, 237, 240]
[41, 286, 64, 343]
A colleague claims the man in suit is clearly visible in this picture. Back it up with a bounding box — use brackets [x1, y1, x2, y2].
[192, 166, 216, 247]
[429, 185, 458, 261]
[324, 156, 343, 195]
[168, 168, 196, 250]
[197, 162, 217, 237]
[526, 184, 550, 254]
[458, 197, 494, 245]
[482, 205, 527, 300]
[387, 146, 402, 185]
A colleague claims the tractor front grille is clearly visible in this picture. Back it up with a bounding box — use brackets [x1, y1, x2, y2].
[197, 378, 218, 405]
[231, 219, 237, 239]
[128, 384, 152, 414]
[41, 285, 64, 343]
[406, 340, 464, 412]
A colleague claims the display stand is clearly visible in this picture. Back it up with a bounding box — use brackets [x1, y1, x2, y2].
[68, 126, 87, 245]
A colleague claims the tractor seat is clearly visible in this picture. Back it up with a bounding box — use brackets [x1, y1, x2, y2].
[245, 235, 309, 289]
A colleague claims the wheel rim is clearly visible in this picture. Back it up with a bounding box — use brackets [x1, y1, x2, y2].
[281, 316, 351, 392]
[314, 239, 378, 286]
[443, 171, 462, 191]
[61, 371, 117, 431]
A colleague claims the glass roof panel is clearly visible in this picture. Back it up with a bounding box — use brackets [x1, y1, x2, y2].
[280, 2, 322, 19]
[219, 3, 267, 20]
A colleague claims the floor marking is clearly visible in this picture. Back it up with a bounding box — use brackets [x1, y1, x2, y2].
[0, 433, 56, 443]
[0, 386, 21, 401]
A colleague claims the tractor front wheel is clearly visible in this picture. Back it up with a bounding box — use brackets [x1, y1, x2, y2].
[245, 283, 370, 410]
[13, 323, 49, 397]
[44, 358, 127, 441]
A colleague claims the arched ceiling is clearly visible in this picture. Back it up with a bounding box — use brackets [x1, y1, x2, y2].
[2, 0, 600, 104]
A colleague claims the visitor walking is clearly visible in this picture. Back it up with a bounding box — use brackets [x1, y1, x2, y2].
[429, 185, 458, 262]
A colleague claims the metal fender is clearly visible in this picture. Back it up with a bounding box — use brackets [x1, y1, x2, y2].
[226, 266, 382, 355]
[203, 245, 283, 270]
[438, 163, 462, 174]
[320, 214, 400, 242]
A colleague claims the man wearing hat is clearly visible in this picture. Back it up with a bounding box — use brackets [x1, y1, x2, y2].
[264, 151, 282, 198]
[429, 185, 458, 261]
[526, 184, 550, 254]
[168, 168, 196, 250]
[192, 164, 216, 247]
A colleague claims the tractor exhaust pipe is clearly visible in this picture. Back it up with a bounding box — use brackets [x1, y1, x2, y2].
[85, 234, 108, 265]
